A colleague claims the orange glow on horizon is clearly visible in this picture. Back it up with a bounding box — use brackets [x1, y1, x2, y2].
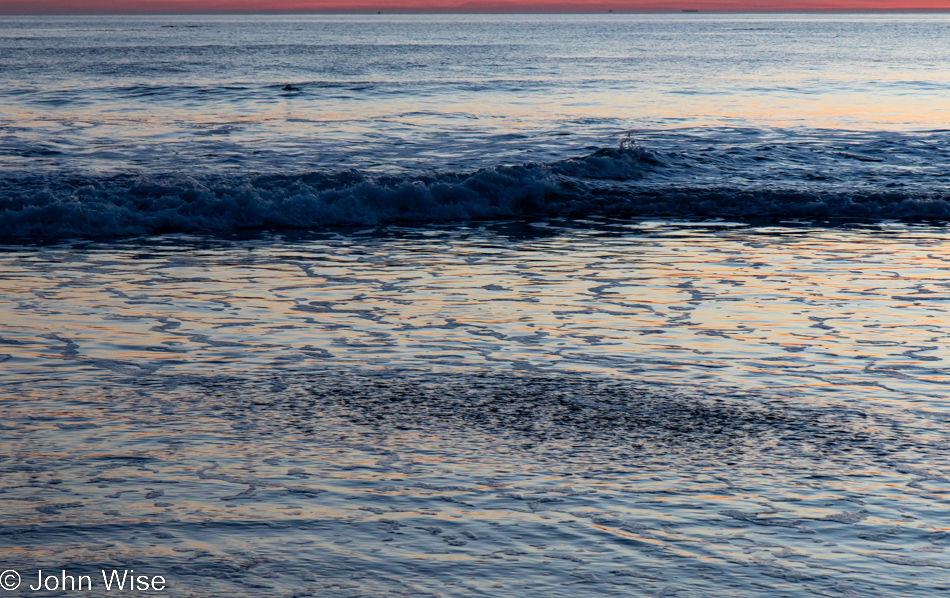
[5, 0, 950, 14]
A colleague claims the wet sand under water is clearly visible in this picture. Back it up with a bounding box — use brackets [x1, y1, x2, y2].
[1, 220, 949, 597]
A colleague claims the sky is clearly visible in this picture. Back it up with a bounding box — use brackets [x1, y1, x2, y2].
[4, 0, 950, 13]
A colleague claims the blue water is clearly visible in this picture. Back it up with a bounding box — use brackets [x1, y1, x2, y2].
[2, 14, 950, 598]
[2, 14, 950, 237]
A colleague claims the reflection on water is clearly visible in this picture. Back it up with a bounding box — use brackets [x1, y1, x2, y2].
[3, 221, 950, 398]
[4, 14, 950, 176]
[1, 221, 950, 596]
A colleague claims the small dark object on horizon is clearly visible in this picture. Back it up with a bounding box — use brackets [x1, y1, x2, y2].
[282, 84, 300, 91]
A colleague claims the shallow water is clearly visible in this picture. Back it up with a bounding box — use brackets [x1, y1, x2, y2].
[2, 222, 949, 596]
[4, 12, 950, 597]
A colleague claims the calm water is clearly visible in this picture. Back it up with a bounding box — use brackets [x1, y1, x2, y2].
[2, 14, 950, 598]
[3, 223, 950, 596]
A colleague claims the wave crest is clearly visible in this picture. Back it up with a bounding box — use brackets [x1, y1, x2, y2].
[1, 142, 949, 239]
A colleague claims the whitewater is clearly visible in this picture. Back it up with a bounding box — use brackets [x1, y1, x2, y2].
[2, 13, 950, 598]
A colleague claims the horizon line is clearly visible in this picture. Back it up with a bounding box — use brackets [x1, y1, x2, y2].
[7, 8, 950, 14]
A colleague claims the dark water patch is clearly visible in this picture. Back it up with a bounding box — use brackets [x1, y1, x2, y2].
[3, 140, 950, 240]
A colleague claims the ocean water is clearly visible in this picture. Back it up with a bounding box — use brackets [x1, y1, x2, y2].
[3, 14, 950, 235]
[2, 13, 950, 598]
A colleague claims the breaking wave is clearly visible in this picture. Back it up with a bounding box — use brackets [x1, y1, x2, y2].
[2, 141, 950, 239]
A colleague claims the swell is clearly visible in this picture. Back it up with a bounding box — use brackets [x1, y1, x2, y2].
[1, 143, 949, 239]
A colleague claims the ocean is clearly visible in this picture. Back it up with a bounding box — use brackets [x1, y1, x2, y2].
[1, 13, 950, 597]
